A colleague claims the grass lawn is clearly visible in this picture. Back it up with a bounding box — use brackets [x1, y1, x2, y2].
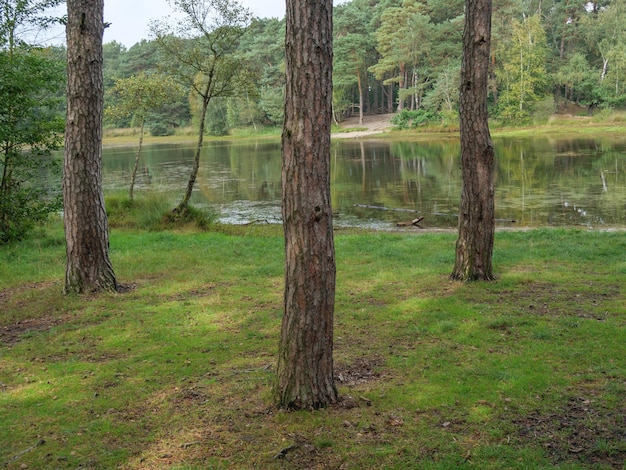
[1, 223, 625, 469]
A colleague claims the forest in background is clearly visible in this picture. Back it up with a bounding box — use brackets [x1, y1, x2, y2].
[3, 0, 626, 139]
[16, 0, 626, 137]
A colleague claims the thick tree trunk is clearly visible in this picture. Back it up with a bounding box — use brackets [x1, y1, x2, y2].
[63, 0, 117, 293]
[275, 0, 338, 410]
[450, 0, 495, 282]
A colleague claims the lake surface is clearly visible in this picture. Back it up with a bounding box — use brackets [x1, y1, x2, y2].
[102, 136, 626, 229]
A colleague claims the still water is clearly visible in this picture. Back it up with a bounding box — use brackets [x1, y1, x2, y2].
[102, 136, 626, 229]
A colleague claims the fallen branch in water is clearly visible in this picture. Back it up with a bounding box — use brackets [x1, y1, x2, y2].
[354, 205, 516, 223]
[353, 204, 418, 213]
[240, 219, 271, 226]
[396, 216, 424, 227]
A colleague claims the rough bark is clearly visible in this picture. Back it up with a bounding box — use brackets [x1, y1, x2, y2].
[63, 0, 117, 293]
[275, 0, 338, 410]
[450, 0, 495, 282]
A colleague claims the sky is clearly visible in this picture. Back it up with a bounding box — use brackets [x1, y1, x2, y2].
[45, 0, 288, 48]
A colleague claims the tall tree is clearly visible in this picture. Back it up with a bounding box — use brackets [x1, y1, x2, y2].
[63, 0, 117, 293]
[151, 0, 252, 215]
[274, 0, 338, 409]
[450, 0, 495, 281]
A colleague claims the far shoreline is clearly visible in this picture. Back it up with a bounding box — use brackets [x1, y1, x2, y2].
[102, 113, 626, 148]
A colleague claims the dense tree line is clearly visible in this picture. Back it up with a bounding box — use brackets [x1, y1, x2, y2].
[6, 0, 626, 148]
[95, 0, 626, 135]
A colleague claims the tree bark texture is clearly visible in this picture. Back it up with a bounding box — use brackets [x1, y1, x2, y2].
[275, 0, 338, 410]
[450, 0, 495, 282]
[63, 0, 117, 293]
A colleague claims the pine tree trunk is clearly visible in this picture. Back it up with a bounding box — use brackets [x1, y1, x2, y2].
[450, 0, 495, 282]
[275, 0, 338, 410]
[63, 0, 117, 293]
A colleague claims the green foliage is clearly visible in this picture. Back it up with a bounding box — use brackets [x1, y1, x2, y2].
[92, 0, 626, 134]
[580, 0, 626, 107]
[422, 63, 461, 124]
[369, 0, 462, 114]
[496, 14, 550, 123]
[102, 40, 191, 131]
[206, 98, 229, 136]
[102, 40, 127, 88]
[149, 121, 175, 136]
[391, 108, 437, 129]
[233, 18, 285, 126]
[105, 71, 183, 130]
[258, 86, 284, 125]
[0, 39, 65, 243]
[0, 150, 62, 243]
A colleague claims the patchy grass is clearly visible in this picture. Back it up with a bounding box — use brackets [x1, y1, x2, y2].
[1, 226, 625, 469]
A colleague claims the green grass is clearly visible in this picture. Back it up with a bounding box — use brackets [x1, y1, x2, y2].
[1, 224, 625, 469]
[106, 193, 218, 231]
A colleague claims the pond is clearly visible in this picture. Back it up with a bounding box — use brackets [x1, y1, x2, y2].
[102, 135, 626, 229]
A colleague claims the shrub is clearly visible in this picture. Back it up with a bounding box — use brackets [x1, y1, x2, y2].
[391, 109, 437, 129]
[149, 123, 175, 136]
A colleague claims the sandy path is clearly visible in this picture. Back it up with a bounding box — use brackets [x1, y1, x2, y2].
[333, 113, 394, 139]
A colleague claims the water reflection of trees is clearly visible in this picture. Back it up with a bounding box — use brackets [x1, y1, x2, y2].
[101, 136, 626, 228]
[494, 137, 626, 226]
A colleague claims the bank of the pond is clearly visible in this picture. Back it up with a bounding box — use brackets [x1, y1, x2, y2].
[1, 227, 625, 469]
[102, 113, 626, 147]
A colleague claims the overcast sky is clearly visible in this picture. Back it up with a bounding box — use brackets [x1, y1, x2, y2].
[44, 0, 288, 48]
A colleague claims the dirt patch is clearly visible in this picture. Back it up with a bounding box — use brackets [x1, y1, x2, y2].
[512, 391, 626, 468]
[0, 281, 54, 305]
[500, 281, 618, 319]
[463, 280, 620, 320]
[0, 314, 71, 347]
[335, 356, 387, 387]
